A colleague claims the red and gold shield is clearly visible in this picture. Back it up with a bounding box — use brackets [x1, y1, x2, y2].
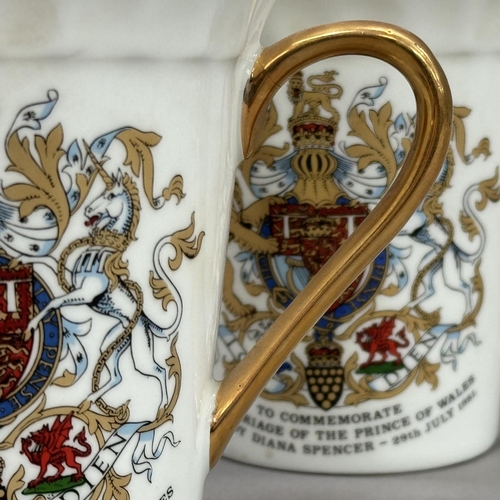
[0, 264, 34, 400]
[270, 203, 369, 308]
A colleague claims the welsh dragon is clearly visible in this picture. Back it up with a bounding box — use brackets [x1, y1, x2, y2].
[20, 414, 91, 489]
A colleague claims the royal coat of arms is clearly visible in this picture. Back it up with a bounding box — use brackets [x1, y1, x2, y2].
[0, 91, 204, 499]
[216, 66, 499, 411]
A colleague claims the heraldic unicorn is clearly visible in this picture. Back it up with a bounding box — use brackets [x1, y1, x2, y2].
[0, 90, 204, 500]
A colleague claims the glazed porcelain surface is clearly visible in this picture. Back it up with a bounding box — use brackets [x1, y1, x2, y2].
[216, 0, 500, 473]
[0, 1, 273, 499]
[0, 1, 456, 497]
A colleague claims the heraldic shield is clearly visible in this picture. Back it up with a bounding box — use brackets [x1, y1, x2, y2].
[0, 255, 61, 423]
[305, 340, 344, 410]
[258, 201, 388, 410]
[269, 202, 369, 308]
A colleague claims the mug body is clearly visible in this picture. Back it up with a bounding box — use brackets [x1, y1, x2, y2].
[0, 1, 269, 498]
[216, 0, 500, 473]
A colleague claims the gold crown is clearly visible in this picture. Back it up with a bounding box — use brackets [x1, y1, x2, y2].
[287, 70, 342, 149]
[306, 339, 343, 367]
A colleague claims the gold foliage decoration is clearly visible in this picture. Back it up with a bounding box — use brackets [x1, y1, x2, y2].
[6, 466, 25, 500]
[166, 213, 205, 271]
[149, 272, 174, 311]
[74, 167, 99, 214]
[79, 403, 123, 437]
[116, 129, 162, 209]
[415, 359, 440, 390]
[162, 174, 185, 204]
[239, 102, 290, 186]
[452, 106, 472, 163]
[398, 306, 437, 334]
[344, 353, 416, 406]
[4, 126, 69, 248]
[345, 103, 398, 186]
[103, 469, 131, 500]
[475, 168, 500, 210]
[460, 212, 479, 241]
[262, 353, 309, 407]
[460, 169, 500, 241]
[449, 260, 483, 333]
[89, 480, 105, 500]
[140, 334, 181, 431]
[378, 283, 400, 297]
[452, 107, 491, 162]
[52, 369, 77, 387]
[471, 138, 491, 160]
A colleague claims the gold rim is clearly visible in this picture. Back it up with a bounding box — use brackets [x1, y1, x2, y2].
[210, 21, 452, 468]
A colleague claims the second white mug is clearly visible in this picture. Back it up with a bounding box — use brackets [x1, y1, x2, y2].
[216, 0, 500, 474]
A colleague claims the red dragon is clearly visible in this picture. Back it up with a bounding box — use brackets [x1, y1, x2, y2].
[21, 414, 91, 489]
[356, 317, 409, 368]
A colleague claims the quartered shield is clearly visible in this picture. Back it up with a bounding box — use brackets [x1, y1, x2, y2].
[259, 202, 387, 318]
[0, 257, 61, 424]
[270, 203, 368, 309]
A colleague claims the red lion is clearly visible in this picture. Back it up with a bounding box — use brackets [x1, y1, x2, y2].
[356, 317, 409, 368]
[21, 414, 91, 489]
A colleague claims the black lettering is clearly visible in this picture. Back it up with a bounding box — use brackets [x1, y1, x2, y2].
[437, 394, 455, 408]
[106, 432, 128, 456]
[91, 458, 109, 475]
[279, 412, 311, 425]
[303, 442, 374, 455]
[420, 331, 440, 349]
[381, 423, 392, 433]
[407, 347, 424, 363]
[252, 432, 263, 444]
[315, 430, 348, 441]
[235, 425, 246, 436]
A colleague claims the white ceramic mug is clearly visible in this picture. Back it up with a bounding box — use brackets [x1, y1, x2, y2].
[0, 1, 452, 498]
[216, 0, 500, 474]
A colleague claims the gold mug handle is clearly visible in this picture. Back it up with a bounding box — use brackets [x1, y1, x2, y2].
[210, 21, 452, 466]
